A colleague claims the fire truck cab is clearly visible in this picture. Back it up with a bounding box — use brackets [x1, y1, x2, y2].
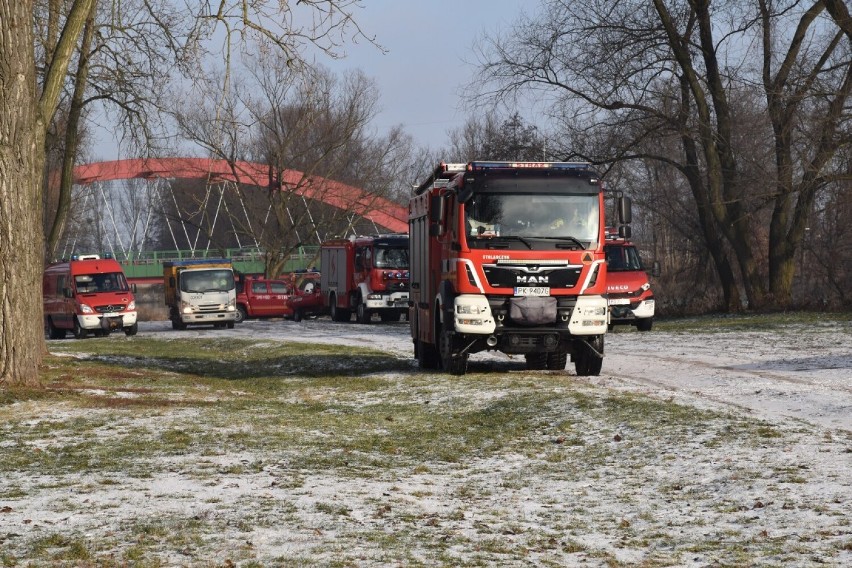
[43, 254, 138, 339]
[320, 234, 410, 323]
[605, 230, 657, 331]
[409, 161, 631, 375]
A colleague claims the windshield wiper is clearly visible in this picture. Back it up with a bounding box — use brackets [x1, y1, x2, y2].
[486, 235, 533, 249]
[530, 236, 586, 249]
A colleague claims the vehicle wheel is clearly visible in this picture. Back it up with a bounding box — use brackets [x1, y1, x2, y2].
[330, 295, 351, 322]
[226, 322, 235, 329]
[72, 318, 88, 339]
[525, 352, 548, 370]
[235, 305, 247, 324]
[574, 335, 604, 376]
[124, 323, 138, 336]
[439, 328, 468, 375]
[416, 339, 441, 370]
[636, 318, 653, 332]
[171, 315, 187, 330]
[293, 308, 303, 322]
[46, 317, 66, 339]
[546, 348, 568, 370]
[356, 296, 371, 324]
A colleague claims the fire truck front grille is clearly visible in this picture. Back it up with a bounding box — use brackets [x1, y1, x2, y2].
[95, 304, 126, 313]
[196, 303, 224, 312]
[483, 265, 582, 289]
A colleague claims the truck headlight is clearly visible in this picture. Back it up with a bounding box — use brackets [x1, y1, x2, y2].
[457, 304, 485, 315]
[127, 300, 136, 310]
[80, 303, 94, 314]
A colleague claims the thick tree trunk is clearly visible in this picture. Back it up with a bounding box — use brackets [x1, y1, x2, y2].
[1, 0, 46, 387]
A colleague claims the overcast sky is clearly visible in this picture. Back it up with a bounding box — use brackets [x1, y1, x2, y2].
[321, 0, 530, 150]
[91, 0, 531, 161]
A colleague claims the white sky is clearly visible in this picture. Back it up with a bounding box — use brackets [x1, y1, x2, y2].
[91, 0, 532, 161]
[320, 0, 530, 150]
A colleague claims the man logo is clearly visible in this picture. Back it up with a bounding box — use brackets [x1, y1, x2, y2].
[517, 275, 549, 284]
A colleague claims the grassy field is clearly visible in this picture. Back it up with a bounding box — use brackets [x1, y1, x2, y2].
[1, 315, 850, 566]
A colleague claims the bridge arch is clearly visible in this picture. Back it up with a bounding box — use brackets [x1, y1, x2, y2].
[72, 158, 408, 233]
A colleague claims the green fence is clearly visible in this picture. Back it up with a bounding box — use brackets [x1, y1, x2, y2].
[113, 247, 320, 279]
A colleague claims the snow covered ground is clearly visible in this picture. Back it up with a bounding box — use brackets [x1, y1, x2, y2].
[1, 317, 850, 565]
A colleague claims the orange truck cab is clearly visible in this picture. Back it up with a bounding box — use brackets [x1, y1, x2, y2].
[43, 254, 138, 339]
[604, 231, 658, 331]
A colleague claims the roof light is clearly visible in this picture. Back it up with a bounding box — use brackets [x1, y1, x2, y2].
[467, 161, 593, 171]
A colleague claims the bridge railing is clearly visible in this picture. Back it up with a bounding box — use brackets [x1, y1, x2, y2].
[115, 246, 320, 280]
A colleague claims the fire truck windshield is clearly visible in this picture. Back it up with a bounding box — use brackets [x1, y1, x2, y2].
[181, 269, 235, 293]
[373, 247, 409, 269]
[464, 193, 599, 248]
[605, 244, 644, 271]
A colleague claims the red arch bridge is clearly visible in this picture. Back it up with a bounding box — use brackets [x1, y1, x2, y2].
[64, 158, 409, 281]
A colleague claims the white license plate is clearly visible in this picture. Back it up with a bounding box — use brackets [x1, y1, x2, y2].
[608, 298, 630, 305]
[514, 287, 550, 297]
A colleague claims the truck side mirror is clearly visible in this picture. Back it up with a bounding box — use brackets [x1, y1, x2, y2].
[131, 283, 138, 293]
[619, 225, 632, 239]
[430, 195, 445, 237]
[618, 196, 632, 225]
[63, 287, 73, 298]
[650, 260, 661, 278]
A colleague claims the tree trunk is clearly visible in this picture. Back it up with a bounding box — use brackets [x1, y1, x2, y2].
[46, 0, 97, 259]
[1, 0, 46, 387]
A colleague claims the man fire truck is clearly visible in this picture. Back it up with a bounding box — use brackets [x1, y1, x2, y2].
[319, 234, 410, 323]
[605, 229, 658, 331]
[409, 161, 630, 375]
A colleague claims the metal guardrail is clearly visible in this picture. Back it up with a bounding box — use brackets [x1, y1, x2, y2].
[116, 247, 320, 279]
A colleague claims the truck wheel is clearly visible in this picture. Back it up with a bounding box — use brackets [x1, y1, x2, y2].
[227, 322, 235, 329]
[293, 308, 303, 322]
[574, 335, 604, 376]
[124, 323, 138, 336]
[235, 305, 247, 324]
[73, 318, 88, 339]
[330, 296, 351, 322]
[356, 296, 371, 324]
[171, 315, 187, 330]
[416, 339, 441, 369]
[46, 317, 66, 339]
[439, 329, 468, 375]
[546, 348, 568, 370]
[525, 353, 547, 370]
[636, 318, 653, 332]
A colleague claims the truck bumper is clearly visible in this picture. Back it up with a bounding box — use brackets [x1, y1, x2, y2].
[78, 312, 138, 331]
[610, 299, 655, 323]
[365, 292, 409, 310]
[181, 312, 237, 324]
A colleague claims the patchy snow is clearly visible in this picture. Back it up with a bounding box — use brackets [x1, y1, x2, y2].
[1, 317, 850, 565]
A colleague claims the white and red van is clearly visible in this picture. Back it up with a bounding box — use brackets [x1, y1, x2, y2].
[43, 254, 138, 338]
[605, 234, 658, 332]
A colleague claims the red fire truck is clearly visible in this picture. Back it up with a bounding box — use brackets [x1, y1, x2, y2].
[605, 229, 658, 331]
[409, 161, 630, 375]
[319, 234, 410, 323]
[43, 254, 138, 339]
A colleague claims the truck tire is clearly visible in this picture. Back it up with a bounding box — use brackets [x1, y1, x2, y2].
[636, 318, 653, 332]
[124, 323, 138, 336]
[439, 329, 468, 375]
[546, 348, 568, 370]
[416, 339, 441, 369]
[293, 308, 303, 322]
[235, 305, 248, 324]
[46, 317, 66, 339]
[355, 296, 371, 324]
[73, 318, 87, 339]
[330, 295, 351, 322]
[574, 335, 604, 376]
[525, 353, 548, 370]
[171, 313, 187, 330]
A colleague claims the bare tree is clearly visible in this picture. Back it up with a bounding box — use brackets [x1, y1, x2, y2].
[2, 0, 376, 388]
[474, 0, 852, 311]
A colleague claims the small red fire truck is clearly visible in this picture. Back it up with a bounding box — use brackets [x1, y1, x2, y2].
[43, 254, 138, 339]
[319, 234, 410, 323]
[605, 230, 658, 331]
[409, 161, 630, 375]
